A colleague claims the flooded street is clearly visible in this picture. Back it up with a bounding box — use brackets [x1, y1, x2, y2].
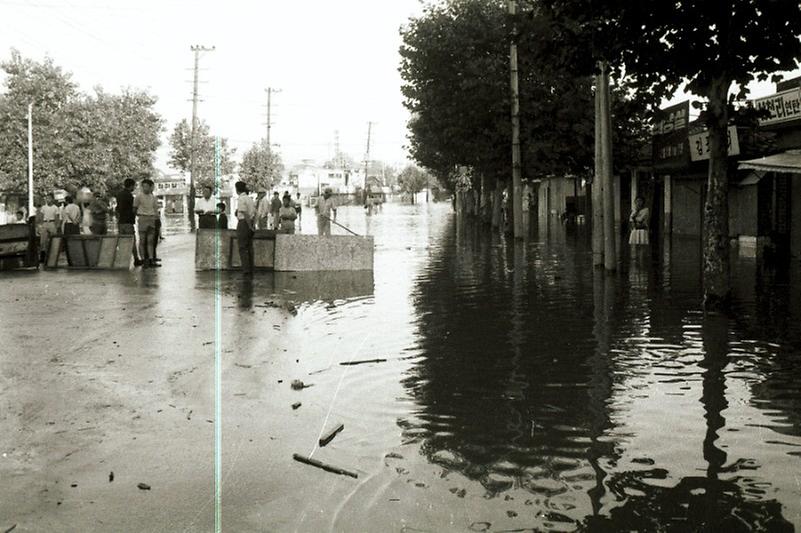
[2, 203, 801, 532]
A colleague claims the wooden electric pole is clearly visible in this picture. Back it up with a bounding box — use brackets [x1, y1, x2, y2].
[508, 0, 524, 239]
[363, 122, 373, 202]
[599, 62, 616, 271]
[592, 69, 604, 267]
[27, 103, 33, 218]
[188, 44, 214, 231]
[264, 87, 281, 187]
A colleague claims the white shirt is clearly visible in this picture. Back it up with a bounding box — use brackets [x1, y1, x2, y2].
[195, 197, 216, 214]
[236, 193, 256, 222]
[41, 204, 59, 222]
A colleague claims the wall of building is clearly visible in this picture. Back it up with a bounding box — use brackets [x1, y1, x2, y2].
[792, 174, 801, 259]
[728, 185, 758, 237]
[671, 179, 703, 236]
[537, 177, 585, 222]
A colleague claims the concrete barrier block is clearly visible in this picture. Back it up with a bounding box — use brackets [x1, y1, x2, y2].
[46, 237, 62, 268]
[195, 229, 236, 270]
[97, 238, 117, 267]
[273, 235, 374, 272]
[67, 239, 87, 267]
[196, 229, 275, 270]
[112, 236, 134, 269]
[84, 239, 101, 267]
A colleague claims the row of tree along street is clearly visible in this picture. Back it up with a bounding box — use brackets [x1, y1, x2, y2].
[400, 0, 801, 309]
[0, 49, 437, 219]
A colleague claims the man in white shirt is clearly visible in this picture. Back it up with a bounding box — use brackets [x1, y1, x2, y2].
[39, 194, 60, 262]
[195, 185, 217, 229]
[316, 188, 337, 236]
[255, 189, 270, 229]
[234, 181, 256, 275]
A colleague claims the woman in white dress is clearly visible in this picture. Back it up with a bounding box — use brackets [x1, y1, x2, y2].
[628, 196, 650, 245]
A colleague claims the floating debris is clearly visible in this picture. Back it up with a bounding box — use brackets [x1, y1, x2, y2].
[137, 483, 151, 491]
[319, 423, 345, 447]
[339, 358, 387, 366]
[291, 402, 302, 410]
[292, 453, 357, 478]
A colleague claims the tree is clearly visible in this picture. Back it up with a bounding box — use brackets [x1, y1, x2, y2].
[399, 1, 650, 193]
[239, 139, 284, 190]
[0, 50, 163, 197]
[540, 0, 801, 308]
[167, 118, 235, 189]
[398, 165, 434, 203]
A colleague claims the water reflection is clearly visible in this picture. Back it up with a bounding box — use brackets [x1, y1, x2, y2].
[404, 214, 801, 529]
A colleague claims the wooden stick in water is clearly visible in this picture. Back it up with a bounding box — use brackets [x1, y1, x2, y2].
[318, 423, 345, 447]
[339, 358, 387, 366]
[292, 453, 358, 478]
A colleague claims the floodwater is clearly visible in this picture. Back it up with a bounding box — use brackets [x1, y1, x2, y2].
[2, 202, 801, 532]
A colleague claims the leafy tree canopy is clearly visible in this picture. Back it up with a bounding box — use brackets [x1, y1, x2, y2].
[399, 0, 651, 189]
[0, 49, 163, 197]
[167, 118, 236, 189]
[238, 138, 284, 190]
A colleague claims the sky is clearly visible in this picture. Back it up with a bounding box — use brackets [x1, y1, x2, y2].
[0, 0, 426, 172]
[0, 0, 798, 174]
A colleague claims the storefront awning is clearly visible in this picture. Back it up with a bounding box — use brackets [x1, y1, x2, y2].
[737, 171, 765, 186]
[738, 150, 801, 174]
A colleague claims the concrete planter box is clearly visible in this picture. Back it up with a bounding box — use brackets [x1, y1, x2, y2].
[273, 235, 374, 272]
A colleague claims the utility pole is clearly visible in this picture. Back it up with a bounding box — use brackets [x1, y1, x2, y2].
[334, 130, 342, 167]
[599, 62, 616, 271]
[592, 72, 604, 267]
[264, 87, 281, 188]
[363, 122, 373, 202]
[508, 0, 524, 239]
[189, 44, 214, 231]
[27, 103, 33, 218]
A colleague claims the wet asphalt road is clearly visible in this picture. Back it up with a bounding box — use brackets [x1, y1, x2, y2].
[2, 203, 801, 532]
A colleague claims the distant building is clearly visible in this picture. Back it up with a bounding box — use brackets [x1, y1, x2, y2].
[289, 160, 365, 196]
[153, 172, 188, 214]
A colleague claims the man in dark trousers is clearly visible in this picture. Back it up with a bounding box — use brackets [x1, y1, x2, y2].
[269, 191, 281, 230]
[116, 178, 141, 265]
[234, 181, 256, 275]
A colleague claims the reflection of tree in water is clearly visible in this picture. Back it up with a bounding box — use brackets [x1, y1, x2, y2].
[731, 265, 801, 440]
[404, 219, 617, 506]
[583, 310, 793, 530]
[405, 218, 795, 528]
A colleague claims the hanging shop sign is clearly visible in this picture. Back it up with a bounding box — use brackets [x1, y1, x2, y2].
[688, 126, 740, 162]
[652, 101, 690, 170]
[753, 87, 801, 126]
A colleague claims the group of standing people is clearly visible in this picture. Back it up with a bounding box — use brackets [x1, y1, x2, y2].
[255, 189, 302, 233]
[115, 178, 163, 268]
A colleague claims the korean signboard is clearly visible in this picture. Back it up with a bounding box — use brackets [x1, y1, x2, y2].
[688, 126, 740, 162]
[754, 87, 801, 126]
[652, 101, 690, 170]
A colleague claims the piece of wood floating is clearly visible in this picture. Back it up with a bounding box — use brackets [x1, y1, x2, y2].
[339, 358, 387, 366]
[318, 423, 345, 447]
[291, 402, 302, 410]
[292, 453, 358, 478]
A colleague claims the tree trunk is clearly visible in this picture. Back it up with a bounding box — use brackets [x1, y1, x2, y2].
[592, 75, 604, 267]
[599, 64, 617, 271]
[703, 74, 732, 310]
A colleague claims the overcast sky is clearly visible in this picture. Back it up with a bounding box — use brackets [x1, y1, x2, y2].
[0, 0, 797, 173]
[0, 0, 426, 171]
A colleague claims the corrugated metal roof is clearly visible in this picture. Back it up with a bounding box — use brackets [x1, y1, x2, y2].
[738, 150, 801, 174]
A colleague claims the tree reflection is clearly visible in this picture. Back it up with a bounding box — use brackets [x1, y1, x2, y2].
[405, 219, 795, 529]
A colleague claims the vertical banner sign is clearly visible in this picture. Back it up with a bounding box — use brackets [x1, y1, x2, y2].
[652, 101, 690, 170]
[689, 126, 740, 162]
